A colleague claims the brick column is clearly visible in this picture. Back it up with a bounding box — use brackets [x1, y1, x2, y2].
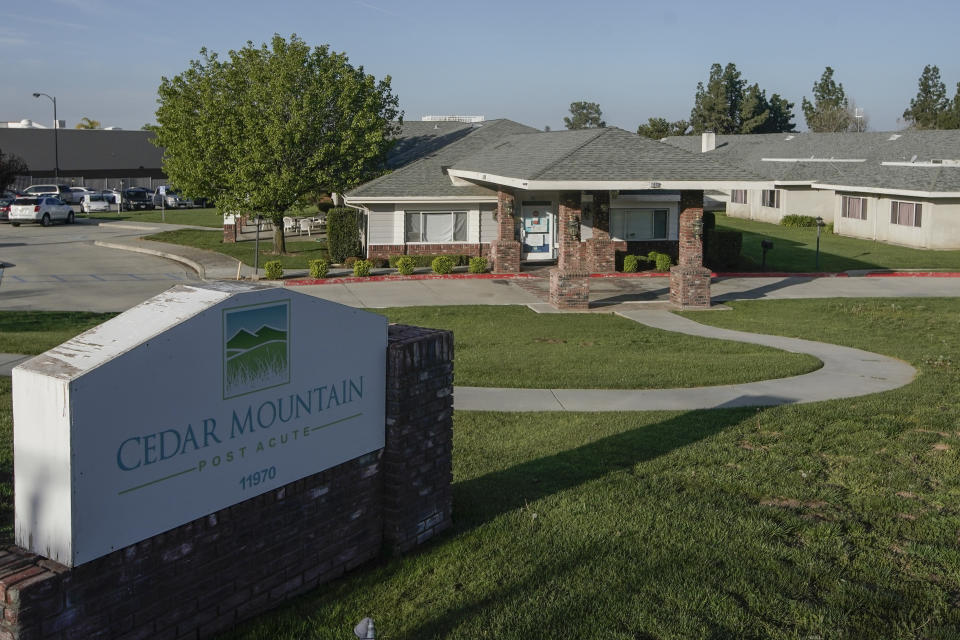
[491, 189, 520, 274]
[585, 191, 614, 273]
[550, 191, 589, 310]
[382, 325, 454, 553]
[669, 190, 712, 309]
[223, 220, 237, 243]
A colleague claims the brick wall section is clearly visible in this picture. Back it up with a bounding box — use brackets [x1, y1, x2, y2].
[551, 191, 590, 309]
[382, 325, 454, 553]
[670, 190, 711, 308]
[0, 324, 454, 640]
[584, 191, 614, 273]
[491, 189, 520, 274]
[222, 222, 237, 243]
[368, 243, 489, 261]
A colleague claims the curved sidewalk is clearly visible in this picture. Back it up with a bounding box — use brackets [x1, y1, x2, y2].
[453, 309, 917, 412]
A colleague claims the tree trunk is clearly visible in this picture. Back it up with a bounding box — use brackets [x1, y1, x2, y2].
[271, 214, 287, 254]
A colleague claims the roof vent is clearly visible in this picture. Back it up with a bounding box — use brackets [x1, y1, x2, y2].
[931, 159, 943, 164]
[784, 135, 795, 141]
[888, 133, 902, 141]
[910, 154, 918, 163]
[701, 131, 716, 153]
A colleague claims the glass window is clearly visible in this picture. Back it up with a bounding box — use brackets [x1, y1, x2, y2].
[614, 208, 670, 241]
[841, 196, 867, 220]
[890, 201, 922, 227]
[405, 211, 469, 242]
[761, 190, 780, 208]
[731, 189, 747, 204]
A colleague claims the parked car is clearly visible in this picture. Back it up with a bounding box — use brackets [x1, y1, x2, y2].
[65, 187, 97, 204]
[80, 193, 111, 214]
[122, 187, 155, 211]
[152, 185, 193, 208]
[0, 196, 12, 222]
[22, 184, 73, 199]
[8, 196, 75, 226]
[101, 189, 122, 204]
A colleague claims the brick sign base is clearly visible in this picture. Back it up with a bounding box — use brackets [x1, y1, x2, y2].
[0, 324, 453, 640]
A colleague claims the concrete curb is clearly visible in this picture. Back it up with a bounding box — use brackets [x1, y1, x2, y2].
[94, 240, 208, 279]
[453, 309, 917, 412]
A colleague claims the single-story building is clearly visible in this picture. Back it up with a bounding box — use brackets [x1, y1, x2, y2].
[0, 128, 164, 191]
[345, 121, 766, 269]
[662, 130, 960, 249]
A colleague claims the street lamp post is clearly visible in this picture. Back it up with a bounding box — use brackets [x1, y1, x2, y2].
[32, 92, 60, 182]
[815, 216, 825, 270]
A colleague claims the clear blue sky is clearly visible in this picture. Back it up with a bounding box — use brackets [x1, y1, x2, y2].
[4, 0, 959, 133]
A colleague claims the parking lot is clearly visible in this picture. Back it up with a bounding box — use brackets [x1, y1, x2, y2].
[0, 218, 198, 311]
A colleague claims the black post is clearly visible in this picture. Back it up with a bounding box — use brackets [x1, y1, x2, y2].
[254, 215, 261, 278]
[32, 92, 60, 181]
[815, 216, 824, 270]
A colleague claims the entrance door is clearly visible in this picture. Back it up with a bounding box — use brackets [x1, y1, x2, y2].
[521, 203, 555, 261]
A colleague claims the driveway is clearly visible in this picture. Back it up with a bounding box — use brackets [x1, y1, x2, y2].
[0, 219, 198, 311]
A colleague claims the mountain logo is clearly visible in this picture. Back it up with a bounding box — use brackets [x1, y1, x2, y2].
[222, 301, 290, 398]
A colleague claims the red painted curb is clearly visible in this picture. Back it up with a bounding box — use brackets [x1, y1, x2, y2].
[863, 272, 960, 278]
[713, 272, 849, 278]
[283, 272, 539, 286]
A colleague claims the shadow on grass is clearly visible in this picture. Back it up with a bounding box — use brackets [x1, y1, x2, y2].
[453, 404, 760, 532]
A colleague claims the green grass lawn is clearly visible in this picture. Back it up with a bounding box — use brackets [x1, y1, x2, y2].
[88, 206, 224, 227]
[379, 306, 819, 388]
[145, 228, 330, 268]
[2, 302, 959, 638]
[717, 213, 960, 272]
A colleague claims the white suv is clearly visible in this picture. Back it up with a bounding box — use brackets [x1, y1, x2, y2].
[9, 196, 75, 226]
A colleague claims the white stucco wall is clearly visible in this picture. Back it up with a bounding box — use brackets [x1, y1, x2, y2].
[832, 193, 960, 249]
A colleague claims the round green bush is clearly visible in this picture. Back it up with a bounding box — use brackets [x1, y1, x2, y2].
[395, 256, 416, 275]
[263, 260, 283, 280]
[622, 254, 640, 273]
[431, 255, 454, 275]
[353, 259, 372, 277]
[654, 252, 672, 272]
[308, 259, 329, 279]
[468, 256, 488, 274]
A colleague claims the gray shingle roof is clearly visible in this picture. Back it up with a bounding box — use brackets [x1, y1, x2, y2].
[385, 121, 475, 169]
[452, 128, 764, 182]
[662, 130, 960, 193]
[0, 129, 162, 173]
[347, 119, 540, 199]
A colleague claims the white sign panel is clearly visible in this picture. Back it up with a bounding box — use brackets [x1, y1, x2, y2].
[13, 283, 387, 566]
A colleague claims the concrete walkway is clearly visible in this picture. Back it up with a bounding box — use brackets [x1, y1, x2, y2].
[453, 308, 917, 412]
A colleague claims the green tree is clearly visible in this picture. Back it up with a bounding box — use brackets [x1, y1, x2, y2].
[690, 63, 794, 134]
[902, 65, 949, 129]
[75, 117, 101, 129]
[563, 101, 605, 129]
[154, 34, 401, 253]
[636, 117, 689, 139]
[940, 84, 960, 129]
[801, 66, 854, 132]
[0, 147, 28, 192]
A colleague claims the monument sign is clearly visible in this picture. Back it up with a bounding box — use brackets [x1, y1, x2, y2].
[12, 282, 387, 566]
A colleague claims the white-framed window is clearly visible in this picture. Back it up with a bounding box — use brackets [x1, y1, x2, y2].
[761, 190, 780, 208]
[405, 211, 468, 242]
[612, 208, 669, 241]
[731, 189, 747, 204]
[890, 201, 922, 227]
[841, 196, 867, 220]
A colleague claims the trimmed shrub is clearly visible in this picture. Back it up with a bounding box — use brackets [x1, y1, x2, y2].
[308, 259, 329, 279]
[395, 256, 416, 275]
[388, 254, 469, 268]
[781, 215, 819, 228]
[327, 207, 363, 263]
[431, 255, 455, 274]
[623, 254, 640, 273]
[705, 230, 743, 269]
[468, 256, 488, 274]
[263, 260, 283, 280]
[647, 251, 672, 272]
[370, 257, 388, 268]
[353, 259, 372, 277]
[343, 256, 359, 268]
[702, 211, 716, 232]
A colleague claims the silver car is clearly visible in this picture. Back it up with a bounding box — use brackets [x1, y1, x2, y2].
[9, 196, 75, 226]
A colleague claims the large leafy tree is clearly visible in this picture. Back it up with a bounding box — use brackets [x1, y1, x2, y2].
[801, 66, 857, 132]
[563, 101, 606, 129]
[902, 65, 950, 129]
[0, 147, 27, 193]
[636, 117, 689, 139]
[154, 34, 401, 253]
[690, 63, 795, 134]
